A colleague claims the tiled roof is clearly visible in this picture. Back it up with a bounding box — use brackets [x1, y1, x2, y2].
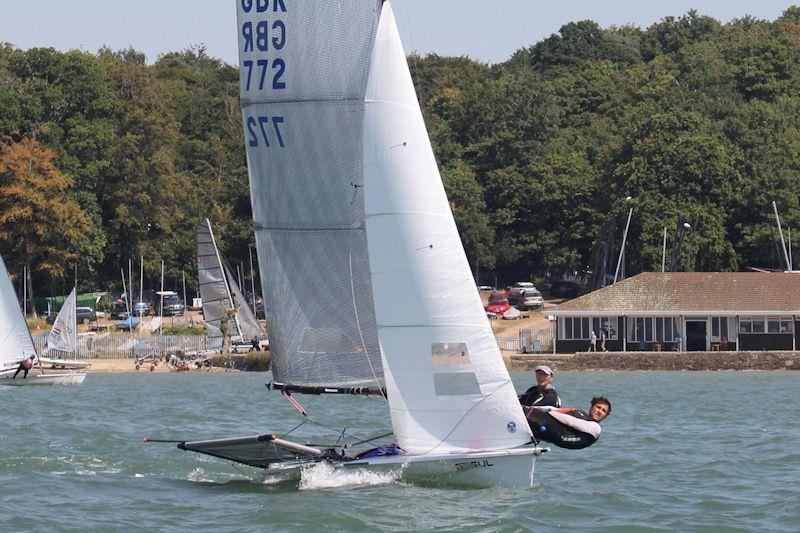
[552, 272, 800, 314]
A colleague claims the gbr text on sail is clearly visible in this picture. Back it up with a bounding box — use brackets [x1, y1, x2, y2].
[240, 0, 286, 147]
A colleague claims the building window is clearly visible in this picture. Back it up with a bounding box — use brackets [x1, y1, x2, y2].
[711, 317, 729, 341]
[560, 317, 592, 340]
[630, 317, 678, 342]
[739, 317, 793, 334]
[591, 317, 619, 340]
[768, 318, 780, 334]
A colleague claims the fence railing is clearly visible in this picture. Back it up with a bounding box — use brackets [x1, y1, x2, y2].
[497, 328, 554, 354]
[33, 332, 221, 359]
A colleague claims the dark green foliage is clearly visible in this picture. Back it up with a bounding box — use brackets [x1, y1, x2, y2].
[2, 7, 800, 293]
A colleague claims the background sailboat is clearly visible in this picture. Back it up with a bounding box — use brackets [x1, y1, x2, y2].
[38, 287, 91, 370]
[153, 0, 545, 487]
[0, 254, 86, 386]
[196, 218, 267, 351]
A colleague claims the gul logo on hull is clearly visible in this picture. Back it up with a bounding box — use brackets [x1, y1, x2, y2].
[454, 460, 494, 471]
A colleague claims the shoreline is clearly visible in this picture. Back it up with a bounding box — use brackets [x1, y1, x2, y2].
[59, 350, 800, 373]
[507, 350, 798, 372]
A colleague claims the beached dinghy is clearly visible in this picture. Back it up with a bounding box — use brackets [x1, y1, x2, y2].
[197, 218, 267, 354]
[152, 0, 546, 488]
[0, 254, 87, 386]
[38, 287, 91, 370]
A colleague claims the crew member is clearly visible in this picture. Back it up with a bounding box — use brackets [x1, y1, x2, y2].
[525, 396, 611, 449]
[12, 355, 36, 379]
[518, 365, 561, 408]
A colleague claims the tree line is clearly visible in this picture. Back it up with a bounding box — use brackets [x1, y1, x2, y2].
[1, 7, 799, 298]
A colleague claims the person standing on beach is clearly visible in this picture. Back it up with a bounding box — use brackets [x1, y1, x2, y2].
[518, 365, 561, 408]
[600, 330, 607, 351]
[589, 330, 597, 351]
[12, 355, 35, 379]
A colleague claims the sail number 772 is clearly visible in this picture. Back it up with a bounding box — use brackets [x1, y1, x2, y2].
[246, 116, 285, 148]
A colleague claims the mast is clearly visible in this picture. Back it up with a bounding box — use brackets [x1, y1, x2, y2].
[614, 201, 633, 283]
[248, 245, 257, 317]
[159, 260, 165, 335]
[773, 200, 791, 271]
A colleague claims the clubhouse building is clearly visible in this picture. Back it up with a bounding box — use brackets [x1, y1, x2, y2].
[550, 272, 800, 353]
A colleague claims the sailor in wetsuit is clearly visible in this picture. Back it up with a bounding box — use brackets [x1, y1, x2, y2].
[12, 355, 36, 379]
[518, 365, 561, 408]
[525, 396, 611, 450]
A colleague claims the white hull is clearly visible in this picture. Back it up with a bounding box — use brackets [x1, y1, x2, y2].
[0, 372, 87, 386]
[266, 447, 545, 489]
[38, 356, 91, 370]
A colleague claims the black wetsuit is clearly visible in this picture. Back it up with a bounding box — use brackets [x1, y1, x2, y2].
[518, 385, 561, 408]
[528, 409, 599, 450]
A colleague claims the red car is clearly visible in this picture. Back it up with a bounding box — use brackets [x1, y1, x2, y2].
[485, 292, 510, 315]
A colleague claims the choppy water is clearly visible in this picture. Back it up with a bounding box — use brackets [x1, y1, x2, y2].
[1, 371, 798, 532]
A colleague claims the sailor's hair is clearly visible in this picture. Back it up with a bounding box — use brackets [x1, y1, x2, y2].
[591, 396, 611, 413]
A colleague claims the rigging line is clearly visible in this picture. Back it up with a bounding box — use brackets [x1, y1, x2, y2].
[415, 379, 520, 456]
[349, 251, 388, 403]
[303, 418, 384, 447]
[229, 461, 255, 481]
[399, 0, 423, 104]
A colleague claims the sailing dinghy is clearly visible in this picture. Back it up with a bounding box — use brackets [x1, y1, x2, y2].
[151, 0, 545, 487]
[197, 218, 267, 353]
[0, 254, 86, 386]
[38, 287, 91, 370]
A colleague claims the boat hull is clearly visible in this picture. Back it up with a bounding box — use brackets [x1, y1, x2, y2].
[264, 447, 544, 489]
[38, 357, 91, 370]
[0, 372, 87, 386]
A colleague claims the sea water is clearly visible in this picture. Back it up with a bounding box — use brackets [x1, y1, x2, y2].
[1, 371, 798, 532]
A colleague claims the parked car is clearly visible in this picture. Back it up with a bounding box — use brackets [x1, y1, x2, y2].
[484, 292, 510, 315]
[508, 289, 544, 310]
[132, 301, 150, 316]
[46, 306, 97, 325]
[111, 303, 129, 320]
[160, 295, 185, 316]
[76, 307, 97, 324]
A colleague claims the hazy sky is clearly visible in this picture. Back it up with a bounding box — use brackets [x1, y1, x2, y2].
[0, 1, 795, 65]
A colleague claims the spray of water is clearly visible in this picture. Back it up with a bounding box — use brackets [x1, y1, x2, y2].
[298, 461, 402, 490]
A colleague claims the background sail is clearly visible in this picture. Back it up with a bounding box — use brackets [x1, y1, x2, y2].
[47, 287, 77, 353]
[237, 0, 385, 386]
[0, 254, 36, 370]
[224, 264, 263, 342]
[363, 4, 531, 453]
[197, 219, 240, 340]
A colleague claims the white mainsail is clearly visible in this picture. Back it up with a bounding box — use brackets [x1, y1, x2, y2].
[0, 253, 36, 374]
[363, 3, 531, 454]
[47, 287, 77, 353]
[197, 219, 241, 341]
